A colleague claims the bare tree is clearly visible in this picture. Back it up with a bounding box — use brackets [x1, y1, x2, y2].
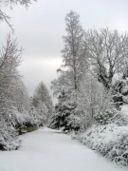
[61, 11, 86, 92]
[86, 28, 128, 90]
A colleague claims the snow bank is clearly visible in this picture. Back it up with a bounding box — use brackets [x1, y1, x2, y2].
[77, 124, 128, 166]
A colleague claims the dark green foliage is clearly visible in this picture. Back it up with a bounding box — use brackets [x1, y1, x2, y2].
[94, 108, 117, 125]
[112, 75, 128, 108]
[49, 91, 79, 132]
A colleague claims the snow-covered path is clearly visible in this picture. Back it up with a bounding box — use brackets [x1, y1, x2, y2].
[0, 128, 127, 171]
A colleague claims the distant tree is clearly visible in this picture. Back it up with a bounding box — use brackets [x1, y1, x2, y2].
[32, 82, 53, 124]
[10, 77, 30, 113]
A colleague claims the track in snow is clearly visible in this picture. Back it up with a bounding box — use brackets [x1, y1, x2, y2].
[0, 128, 127, 171]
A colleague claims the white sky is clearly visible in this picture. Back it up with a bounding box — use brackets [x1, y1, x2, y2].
[1, 0, 128, 95]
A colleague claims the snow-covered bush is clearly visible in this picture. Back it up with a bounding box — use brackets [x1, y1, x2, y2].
[66, 114, 81, 132]
[77, 123, 128, 166]
[13, 108, 37, 134]
[112, 77, 128, 108]
[112, 114, 128, 126]
[49, 91, 79, 132]
[94, 108, 119, 125]
[0, 118, 20, 151]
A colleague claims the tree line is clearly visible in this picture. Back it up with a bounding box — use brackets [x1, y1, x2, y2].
[0, 0, 53, 150]
[50, 11, 128, 132]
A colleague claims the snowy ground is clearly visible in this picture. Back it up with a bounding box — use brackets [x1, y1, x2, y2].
[0, 128, 127, 171]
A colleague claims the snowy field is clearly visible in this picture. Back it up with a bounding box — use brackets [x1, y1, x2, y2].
[0, 128, 127, 171]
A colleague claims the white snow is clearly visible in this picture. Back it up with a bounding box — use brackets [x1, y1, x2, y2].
[121, 105, 128, 115]
[0, 127, 127, 171]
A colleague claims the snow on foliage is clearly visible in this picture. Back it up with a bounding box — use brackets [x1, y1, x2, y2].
[49, 90, 81, 132]
[32, 82, 53, 124]
[77, 119, 128, 166]
[0, 118, 20, 151]
[112, 77, 128, 108]
[50, 11, 128, 168]
[0, 36, 50, 151]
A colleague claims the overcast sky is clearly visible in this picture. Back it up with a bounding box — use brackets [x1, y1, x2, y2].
[1, 0, 128, 95]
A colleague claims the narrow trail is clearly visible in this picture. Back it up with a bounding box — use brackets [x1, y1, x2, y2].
[0, 128, 127, 171]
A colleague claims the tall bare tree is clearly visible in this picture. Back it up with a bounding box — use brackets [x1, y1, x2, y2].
[61, 11, 86, 92]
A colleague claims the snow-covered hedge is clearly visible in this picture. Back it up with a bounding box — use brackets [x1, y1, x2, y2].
[66, 114, 81, 132]
[77, 124, 128, 166]
[94, 107, 128, 126]
[94, 108, 118, 125]
[0, 108, 39, 151]
[0, 133, 20, 151]
[0, 119, 21, 151]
